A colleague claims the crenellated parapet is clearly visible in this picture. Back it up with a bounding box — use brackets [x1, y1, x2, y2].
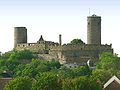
[16, 40, 59, 53]
[50, 44, 113, 51]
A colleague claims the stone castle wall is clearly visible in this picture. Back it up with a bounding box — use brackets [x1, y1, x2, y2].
[49, 44, 113, 64]
[51, 44, 112, 51]
[16, 41, 59, 53]
[15, 41, 113, 65]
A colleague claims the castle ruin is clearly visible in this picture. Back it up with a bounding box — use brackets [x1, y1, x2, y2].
[14, 15, 113, 66]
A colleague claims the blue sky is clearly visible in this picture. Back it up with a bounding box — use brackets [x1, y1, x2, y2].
[0, 0, 120, 55]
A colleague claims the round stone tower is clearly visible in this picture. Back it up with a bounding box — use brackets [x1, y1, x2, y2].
[87, 14, 101, 44]
[14, 27, 27, 48]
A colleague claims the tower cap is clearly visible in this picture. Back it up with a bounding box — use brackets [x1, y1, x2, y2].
[87, 14, 101, 18]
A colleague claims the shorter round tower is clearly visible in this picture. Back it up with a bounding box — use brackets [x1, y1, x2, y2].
[87, 14, 101, 44]
[14, 27, 27, 48]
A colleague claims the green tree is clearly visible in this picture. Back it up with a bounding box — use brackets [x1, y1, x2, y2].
[62, 76, 102, 90]
[69, 39, 85, 45]
[9, 50, 34, 62]
[58, 66, 75, 79]
[92, 69, 112, 85]
[6, 59, 20, 71]
[58, 65, 91, 79]
[13, 64, 25, 77]
[89, 77, 102, 90]
[32, 72, 61, 90]
[97, 52, 120, 73]
[20, 59, 61, 78]
[72, 65, 92, 77]
[21, 59, 49, 78]
[48, 59, 61, 69]
[1, 52, 12, 60]
[6, 50, 34, 71]
[0, 59, 8, 71]
[4, 77, 32, 90]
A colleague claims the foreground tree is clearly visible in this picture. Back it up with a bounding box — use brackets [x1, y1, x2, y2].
[8, 50, 34, 62]
[58, 66, 74, 79]
[21, 59, 49, 78]
[4, 77, 32, 90]
[92, 52, 120, 84]
[92, 69, 112, 85]
[97, 52, 120, 71]
[19, 59, 61, 78]
[32, 72, 61, 90]
[62, 76, 102, 90]
[72, 65, 92, 77]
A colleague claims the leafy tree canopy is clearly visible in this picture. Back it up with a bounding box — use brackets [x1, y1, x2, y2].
[17, 59, 61, 78]
[68, 39, 85, 45]
[4, 77, 32, 90]
[0, 50, 35, 77]
[97, 52, 120, 72]
[32, 72, 61, 90]
[8, 50, 34, 61]
[62, 76, 102, 90]
[92, 69, 112, 85]
[92, 52, 120, 84]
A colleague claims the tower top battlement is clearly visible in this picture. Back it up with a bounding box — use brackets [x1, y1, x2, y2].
[87, 14, 101, 18]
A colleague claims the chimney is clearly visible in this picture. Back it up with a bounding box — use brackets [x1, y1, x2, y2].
[59, 34, 62, 45]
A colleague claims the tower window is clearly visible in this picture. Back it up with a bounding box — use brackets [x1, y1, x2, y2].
[98, 22, 100, 25]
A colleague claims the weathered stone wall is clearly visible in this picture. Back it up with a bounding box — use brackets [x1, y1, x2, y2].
[16, 41, 59, 53]
[16, 43, 45, 52]
[50, 44, 113, 64]
[51, 44, 112, 51]
[15, 42, 113, 65]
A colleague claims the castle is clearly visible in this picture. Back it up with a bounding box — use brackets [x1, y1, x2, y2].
[14, 15, 113, 66]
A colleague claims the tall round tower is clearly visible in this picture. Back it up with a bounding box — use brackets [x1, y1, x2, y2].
[87, 14, 101, 44]
[14, 27, 27, 48]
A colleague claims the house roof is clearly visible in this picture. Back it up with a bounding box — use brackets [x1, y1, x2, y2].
[104, 76, 120, 89]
